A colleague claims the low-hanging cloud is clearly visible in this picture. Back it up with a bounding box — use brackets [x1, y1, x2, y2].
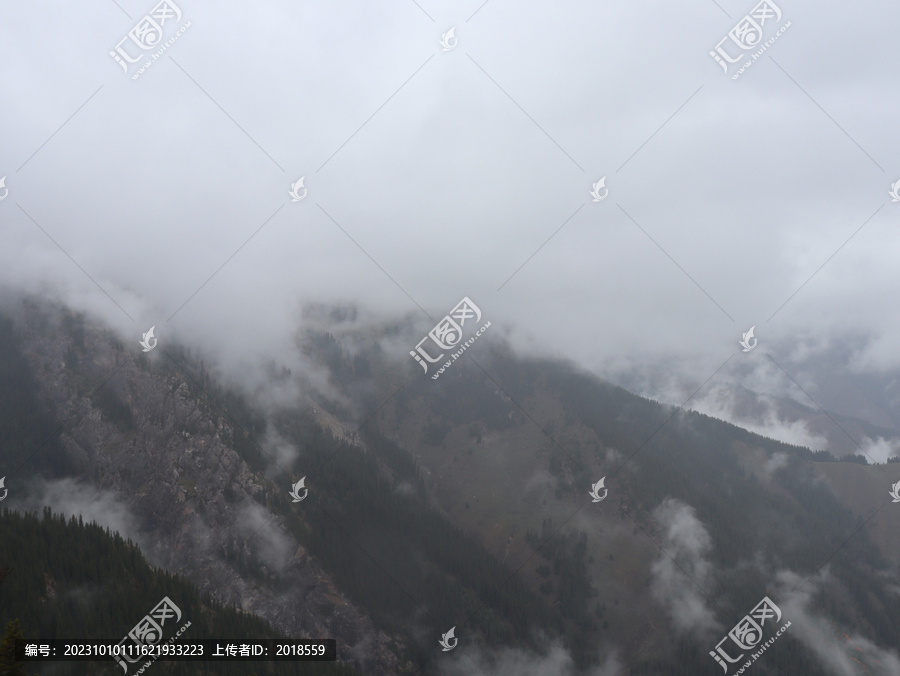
[14, 477, 146, 549]
[773, 569, 900, 676]
[235, 501, 295, 573]
[650, 498, 718, 638]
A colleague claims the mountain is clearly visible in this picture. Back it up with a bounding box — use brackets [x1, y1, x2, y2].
[1, 296, 899, 675]
[0, 507, 361, 676]
[612, 358, 900, 464]
[0, 301, 408, 675]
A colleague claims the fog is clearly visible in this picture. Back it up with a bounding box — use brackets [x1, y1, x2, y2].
[2, 3, 899, 445]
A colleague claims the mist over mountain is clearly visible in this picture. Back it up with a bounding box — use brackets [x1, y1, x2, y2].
[3, 1, 900, 674]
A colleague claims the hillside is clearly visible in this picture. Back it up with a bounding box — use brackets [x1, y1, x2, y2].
[0, 507, 360, 676]
[1, 297, 899, 674]
[300, 312, 900, 674]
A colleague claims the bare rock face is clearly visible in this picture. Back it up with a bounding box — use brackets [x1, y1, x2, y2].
[13, 301, 408, 675]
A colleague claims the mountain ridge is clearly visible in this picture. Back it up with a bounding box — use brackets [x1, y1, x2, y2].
[1, 296, 899, 674]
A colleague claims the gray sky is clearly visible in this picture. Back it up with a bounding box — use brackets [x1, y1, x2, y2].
[2, 0, 899, 451]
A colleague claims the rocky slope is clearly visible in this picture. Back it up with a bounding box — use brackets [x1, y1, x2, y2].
[10, 299, 409, 675]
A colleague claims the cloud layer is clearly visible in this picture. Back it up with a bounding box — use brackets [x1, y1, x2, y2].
[1, 0, 899, 430]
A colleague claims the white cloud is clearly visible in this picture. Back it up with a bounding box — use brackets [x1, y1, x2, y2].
[235, 502, 294, 573]
[650, 498, 718, 638]
[764, 452, 789, 474]
[15, 477, 145, 548]
[857, 436, 900, 464]
[773, 569, 900, 676]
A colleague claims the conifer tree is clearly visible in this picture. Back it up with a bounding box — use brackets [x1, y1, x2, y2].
[0, 619, 27, 676]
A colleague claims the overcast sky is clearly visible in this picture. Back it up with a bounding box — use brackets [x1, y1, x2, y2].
[2, 0, 899, 450]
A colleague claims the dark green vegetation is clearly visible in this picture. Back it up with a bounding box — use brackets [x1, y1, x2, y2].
[524, 520, 597, 667]
[233, 416, 565, 674]
[0, 508, 359, 676]
[0, 619, 28, 676]
[0, 314, 71, 480]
